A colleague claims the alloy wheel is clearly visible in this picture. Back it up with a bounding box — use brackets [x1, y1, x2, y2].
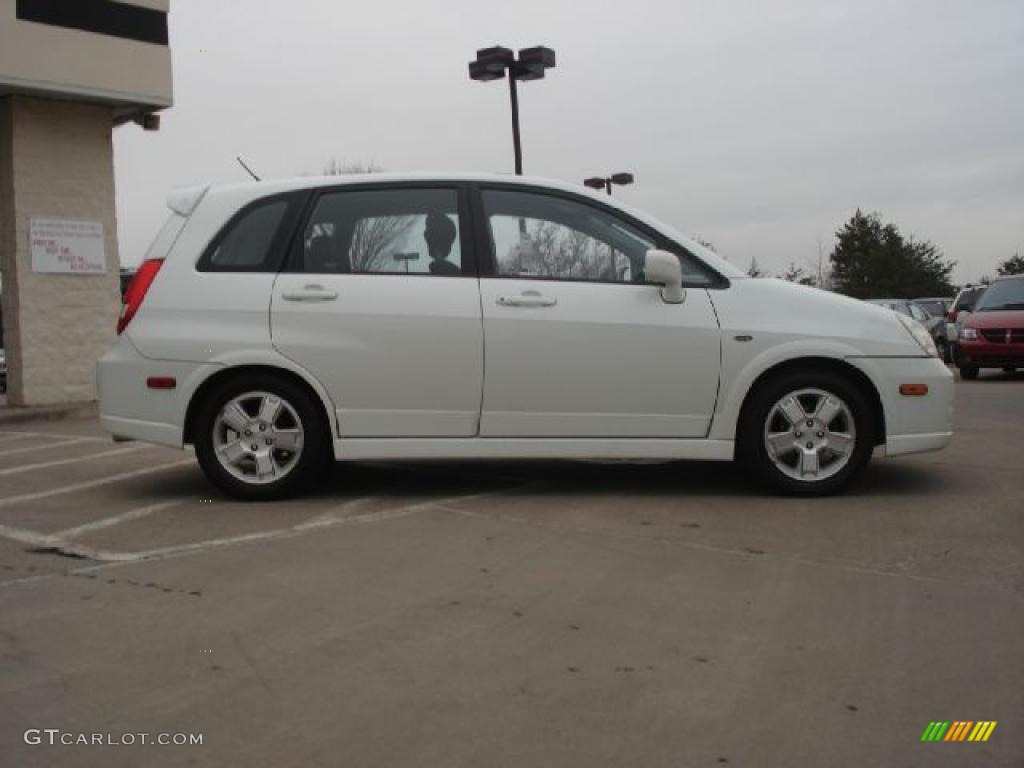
[212, 391, 305, 485]
[762, 388, 857, 482]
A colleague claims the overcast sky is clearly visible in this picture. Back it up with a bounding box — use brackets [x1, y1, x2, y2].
[114, 0, 1024, 282]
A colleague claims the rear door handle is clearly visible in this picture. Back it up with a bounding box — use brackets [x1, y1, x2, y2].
[497, 292, 557, 308]
[281, 284, 338, 302]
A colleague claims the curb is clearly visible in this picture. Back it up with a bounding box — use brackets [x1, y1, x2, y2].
[0, 401, 98, 425]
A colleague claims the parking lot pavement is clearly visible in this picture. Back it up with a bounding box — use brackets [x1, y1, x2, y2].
[1, 376, 1022, 767]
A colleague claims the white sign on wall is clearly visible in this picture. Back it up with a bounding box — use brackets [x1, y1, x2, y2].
[30, 218, 107, 274]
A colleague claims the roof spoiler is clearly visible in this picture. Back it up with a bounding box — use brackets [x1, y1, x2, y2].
[166, 184, 210, 217]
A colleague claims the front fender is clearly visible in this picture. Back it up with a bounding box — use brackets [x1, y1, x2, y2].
[708, 338, 876, 441]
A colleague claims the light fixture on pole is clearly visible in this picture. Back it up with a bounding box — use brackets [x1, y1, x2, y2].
[584, 172, 635, 196]
[469, 46, 556, 175]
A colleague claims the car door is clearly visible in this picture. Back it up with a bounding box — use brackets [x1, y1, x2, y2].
[271, 184, 483, 437]
[475, 186, 722, 438]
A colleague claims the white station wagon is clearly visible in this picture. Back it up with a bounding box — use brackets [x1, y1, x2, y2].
[99, 174, 953, 499]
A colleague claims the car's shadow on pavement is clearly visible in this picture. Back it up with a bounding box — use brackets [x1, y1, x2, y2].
[306, 457, 952, 502]
[137, 454, 956, 504]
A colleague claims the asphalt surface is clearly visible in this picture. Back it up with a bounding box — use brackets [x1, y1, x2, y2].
[1, 372, 1022, 767]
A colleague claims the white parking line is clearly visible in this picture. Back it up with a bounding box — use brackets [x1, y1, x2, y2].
[0, 485, 533, 572]
[0, 459, 194, 508]
[0, 430, 108, 442]
[0, 437, 94, 458]
[0, 445, 148, 477]
[57, 498, 192, 540]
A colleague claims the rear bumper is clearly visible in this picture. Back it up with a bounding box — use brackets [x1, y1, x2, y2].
[97, 336, 214, 448]
[100, 415, 183, 447]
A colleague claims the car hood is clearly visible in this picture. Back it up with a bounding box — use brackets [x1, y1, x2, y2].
[965, 309, 1024, 328]
[710, 278, 925, 357]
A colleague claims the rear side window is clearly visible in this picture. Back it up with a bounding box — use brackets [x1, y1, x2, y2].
[198, 199, 289, 272]
[299, 188, 464, 276]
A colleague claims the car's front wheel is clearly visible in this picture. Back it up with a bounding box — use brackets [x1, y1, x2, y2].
[959, 364, 979, 380]
[194, 374, 328, 500]
[739, 370, 875, 496]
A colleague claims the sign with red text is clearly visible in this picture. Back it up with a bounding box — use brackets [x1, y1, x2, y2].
[30, 218, 107, 274]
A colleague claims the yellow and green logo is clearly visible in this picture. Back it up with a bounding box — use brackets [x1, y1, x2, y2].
[921, 721, 996, 742]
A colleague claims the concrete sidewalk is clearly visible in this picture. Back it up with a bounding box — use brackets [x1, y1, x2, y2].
[0, 399, 98, 425]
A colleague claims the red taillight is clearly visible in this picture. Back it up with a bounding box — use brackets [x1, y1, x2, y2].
[117, 258, 163, 334]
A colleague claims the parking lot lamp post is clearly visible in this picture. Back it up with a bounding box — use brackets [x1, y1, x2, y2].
[469, 46, 556, 176]
[584, 172, 635, 196]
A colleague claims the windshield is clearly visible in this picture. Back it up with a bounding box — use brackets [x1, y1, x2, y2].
[975, 280, 1024, 311]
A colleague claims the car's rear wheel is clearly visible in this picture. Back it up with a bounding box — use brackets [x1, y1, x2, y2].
[739, 370, 875, 496]
[959, 364, 979, 380]
[194, 374, 328, 500]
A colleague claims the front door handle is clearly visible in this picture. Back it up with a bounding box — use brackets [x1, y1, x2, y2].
[497, 291, 557, 308]
[281, 284, 338, 302]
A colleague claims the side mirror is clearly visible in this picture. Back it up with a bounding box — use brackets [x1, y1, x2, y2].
[644, 249, 685, 304]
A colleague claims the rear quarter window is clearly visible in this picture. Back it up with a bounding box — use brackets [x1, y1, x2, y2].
[196, 194, 302, 273]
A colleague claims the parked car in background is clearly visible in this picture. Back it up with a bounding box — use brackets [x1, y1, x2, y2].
[99, 173, 954, 500]
[914, 297, 953, 318]
[957, 275, 1024, 379]
[947, 285, 988, 363]
[914, 296, 955, 361]
[866, 299, 950, 362]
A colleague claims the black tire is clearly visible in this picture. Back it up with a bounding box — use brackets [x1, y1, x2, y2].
[737, 368, 876, 497]
[959, 365, 979, 380]
[194, 374, 329, 501]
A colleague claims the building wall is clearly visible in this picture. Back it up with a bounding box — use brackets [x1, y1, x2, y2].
[0, 95, 121, 404]
[0, 0, 172, 112]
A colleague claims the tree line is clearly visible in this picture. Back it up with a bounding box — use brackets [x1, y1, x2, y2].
[744, 209, 1020, 296]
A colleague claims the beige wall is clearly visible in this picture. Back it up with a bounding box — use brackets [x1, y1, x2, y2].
[0, 0, 172, 111]
[0, 96, 121, 405]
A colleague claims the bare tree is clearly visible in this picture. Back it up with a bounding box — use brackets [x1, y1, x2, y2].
[502, 221, 617, 280]
[316, 159, 415, 272]
[322, 159, 384, 176]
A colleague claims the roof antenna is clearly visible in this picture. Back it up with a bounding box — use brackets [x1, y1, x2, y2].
[236, 156, 261, 181]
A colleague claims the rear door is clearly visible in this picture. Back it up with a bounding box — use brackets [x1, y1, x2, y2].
[474, 186, 722, 438]
[271, 184, 483, 437]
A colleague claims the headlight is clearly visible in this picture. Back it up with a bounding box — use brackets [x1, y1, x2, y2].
[896, 313, 939, 356]
[959, 327, 979, 341]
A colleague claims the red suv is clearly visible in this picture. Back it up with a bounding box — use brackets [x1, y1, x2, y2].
[958, 275, 1024, 379]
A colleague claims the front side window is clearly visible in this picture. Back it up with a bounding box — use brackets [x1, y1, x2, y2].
[301, 188, 463, 275]
[204, 200, 288, 270]
[482, 189, 653, 283]
[481, 189, 715, 286]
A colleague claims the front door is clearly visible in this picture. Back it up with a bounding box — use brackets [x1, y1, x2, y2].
[476, 187, 721, 438]
[271, 185, 483, 437]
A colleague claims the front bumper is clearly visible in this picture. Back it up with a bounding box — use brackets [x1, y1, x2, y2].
[957, 339, 1024, 368]
[849, 356, 954, 458]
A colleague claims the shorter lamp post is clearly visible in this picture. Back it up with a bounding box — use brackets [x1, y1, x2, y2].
[469, 46, 556, 175]
[584, 172, 635, 196]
